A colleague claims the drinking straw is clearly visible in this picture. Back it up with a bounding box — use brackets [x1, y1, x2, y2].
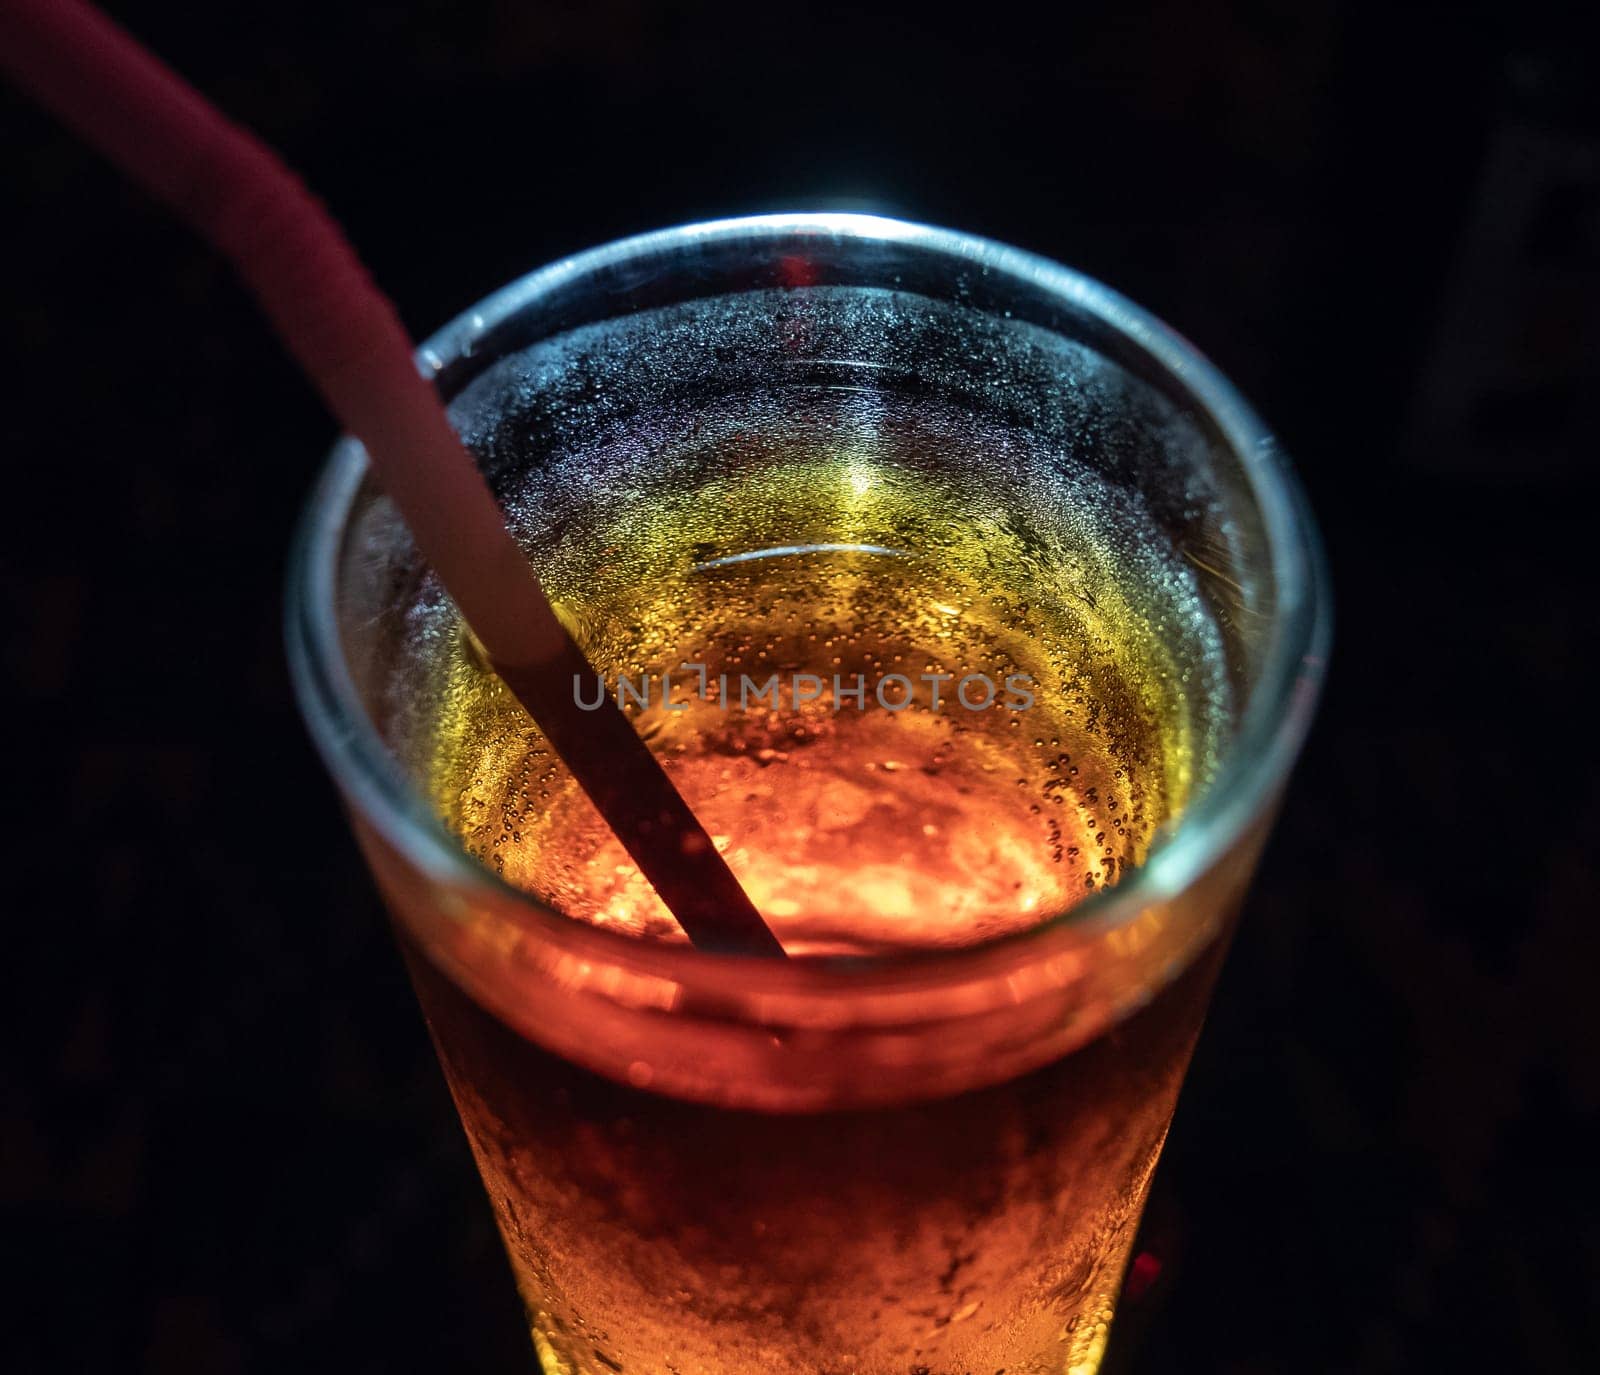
[0, 0, 784, 956]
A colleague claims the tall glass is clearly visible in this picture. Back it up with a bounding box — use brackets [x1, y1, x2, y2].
[287, 214, 1328, 1375]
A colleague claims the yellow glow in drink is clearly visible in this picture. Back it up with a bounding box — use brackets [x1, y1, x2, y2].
[411, 384, 1228, 955]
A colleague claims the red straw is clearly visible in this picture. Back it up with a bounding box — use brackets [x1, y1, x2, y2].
[0, 0, 783, 956]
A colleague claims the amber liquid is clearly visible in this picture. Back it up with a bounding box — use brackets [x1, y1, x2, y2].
[404, 931, 1226, 1375]
[374, 297, 1237, 1373]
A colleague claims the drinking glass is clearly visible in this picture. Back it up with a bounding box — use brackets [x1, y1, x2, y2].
[287, 213, 1329, 1375]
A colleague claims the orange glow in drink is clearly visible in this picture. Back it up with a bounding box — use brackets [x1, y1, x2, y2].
[289, 216, 1327, 1374]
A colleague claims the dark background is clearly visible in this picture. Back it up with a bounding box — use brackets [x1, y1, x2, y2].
[3, 1, 1597, 1371]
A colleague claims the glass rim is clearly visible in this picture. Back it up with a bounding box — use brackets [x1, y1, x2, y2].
[285, 211, 1331, 988]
